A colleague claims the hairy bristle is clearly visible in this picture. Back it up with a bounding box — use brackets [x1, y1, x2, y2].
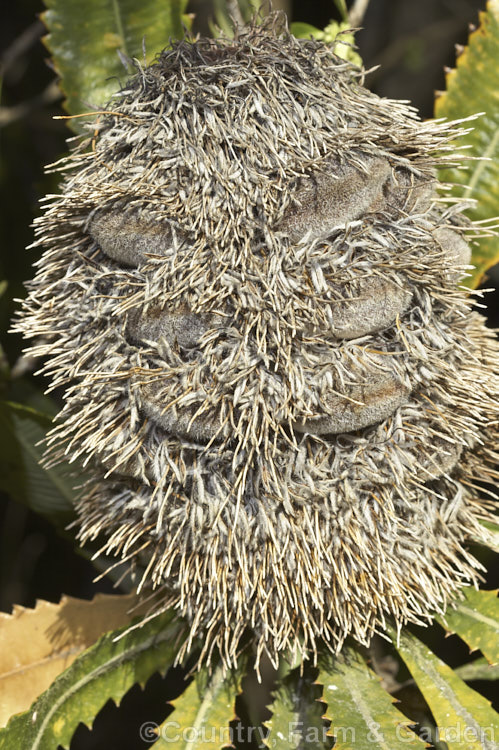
[14, 13, 499, 670]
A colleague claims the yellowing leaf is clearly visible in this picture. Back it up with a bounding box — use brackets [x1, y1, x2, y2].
[152, 658, 245, 749]
[42, 0, 192, 125]
[0, 608, 186, 750]
[263, 664, 328, 749]
[456, 657, 499, 683]
[438, 588, 499, 666]
[0, 593, 144, 728]
[395, 630, 499, 750]
[435, 0, 499, 288]
[318, 650, 423, 750]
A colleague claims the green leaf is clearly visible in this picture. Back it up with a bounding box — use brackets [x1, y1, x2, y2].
[455, 657, 499, 683]
[263, 663, 328, 749]
[477, 521, 499, 553]
[438, 588, 499, 665]
[435, 0, 499, 288]
[0, 592, 146, 728]
[42, 0, 192, 123]
[394, 629, 499, 750]
[151, 658, 245, 748]
[0, 400, 76, 520]
[318, 650, 423, 749]
[0, 610, 186, 750]
[290, 22, 324, 38]
[290, 21, 362, 66]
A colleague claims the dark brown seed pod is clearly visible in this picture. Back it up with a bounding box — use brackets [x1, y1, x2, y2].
[14, 14, 499, 669]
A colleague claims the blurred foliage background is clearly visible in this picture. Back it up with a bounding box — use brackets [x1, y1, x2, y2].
[0, 1, 497, 747]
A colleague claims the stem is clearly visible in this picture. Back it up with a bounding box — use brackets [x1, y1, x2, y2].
[111, 0, 130, 60]
[349, 0, 372, 27]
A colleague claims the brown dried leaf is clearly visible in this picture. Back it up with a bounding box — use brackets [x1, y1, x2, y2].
[0, 592, 143, 727]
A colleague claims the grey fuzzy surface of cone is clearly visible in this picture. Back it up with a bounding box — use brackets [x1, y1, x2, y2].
[14, 13, 499, 670]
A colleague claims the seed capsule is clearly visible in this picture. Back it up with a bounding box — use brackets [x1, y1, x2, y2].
[295, 371, 410, 434]
[89, 211, 180, 266]
[320, 276, 412, 340]
[127, 306, 222, 349]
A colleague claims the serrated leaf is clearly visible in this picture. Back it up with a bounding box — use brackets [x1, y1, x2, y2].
[151, 658, 245, 749]
[0, 593, 144, 728]
[438, 589, 499, 666]
[435, 0, 499, 288]
[263, 663, 328, 749]
[318, 650, 423, 750]
[456, 657, 499, 683]
[0, 400, 76, 520]
[42, 0, 192, 124]
[0, 609, 186, 750]
[394, 629, 499, 750]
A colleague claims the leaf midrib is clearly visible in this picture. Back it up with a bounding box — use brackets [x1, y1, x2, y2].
[337, 668, 393, 750]
[463, 126, 499, 199]
[0, 646, 83, 681]
[456, 604, 499, 632]
[403, 636, 492, 750]
[186, 664, 226, 749]
[32, 623, 178, 750]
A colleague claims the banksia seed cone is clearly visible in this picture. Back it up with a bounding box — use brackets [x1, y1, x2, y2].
[15, 14, 499, 668]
